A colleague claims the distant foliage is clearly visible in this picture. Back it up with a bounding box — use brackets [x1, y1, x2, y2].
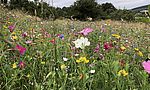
[111, 9, 135, 21]
[2, 0, 136, 21]
[0, 0, 8, 5]
[148, 5, 150, 15]
[72, 0, 100, 20]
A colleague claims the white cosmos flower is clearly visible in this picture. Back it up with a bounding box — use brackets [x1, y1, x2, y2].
[89, 70, 95, 74]
[74, 54, 79, 56]
[63, 57, 68, 61]
[73, 37, 90, 49]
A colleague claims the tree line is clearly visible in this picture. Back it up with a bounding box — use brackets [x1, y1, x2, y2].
[0, 0, 137, 21]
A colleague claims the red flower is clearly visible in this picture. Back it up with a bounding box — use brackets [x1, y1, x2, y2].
[16, 45, 26, 55]
[104, 42, 113, 51]
[22, 32, 28, 38]
[50, 39, 55, 44]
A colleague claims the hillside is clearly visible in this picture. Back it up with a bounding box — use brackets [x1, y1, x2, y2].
[131, 4, 149, 12]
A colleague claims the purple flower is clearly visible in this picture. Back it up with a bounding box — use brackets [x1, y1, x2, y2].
[101, 25, 106, 32]
[59, 34, 64, 39]
[94, 44, 100, 53]
[8, 25, 15, 32]
[57, 34, 64, 40]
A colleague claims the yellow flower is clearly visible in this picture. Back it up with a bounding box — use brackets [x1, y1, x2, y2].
[120, 46, 126, 51]
[106, 19, 111, 25]
[113, 41, 117, 43]
[76, 57, 89, 63]
[61, 64, 66, 70]
[134, 48, 139, 51]
[137, 51, 143, 57]
[27, 74, 30, 78]
[29, 28, 33, 31]
[84, 59, 89, 63]
[112, 34, 121, 39]
[118, 69, 128, 76]
[134, 48, 143, 57]
[3, 25, 7, 29]
[10, 32, 18, 40]
[11, 35, 18, 40]
[41, 61, 45, 65]
[7, 22, 11, 24]
[11, 32, 16, 35]
[7, 21, 12, 25]
[12, 63, 17, 69]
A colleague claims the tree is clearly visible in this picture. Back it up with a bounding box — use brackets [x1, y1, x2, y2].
[101, 3, 117, 19]
[72, 0, 99, 20]
[1, 0, 7, 5]
[3, 0, 7, 4]
[110, 9, 135, 21]
[102, 3, 116, 13]
[10, 0, 29, 9]
[1, 0, 4, 4]
[148, 5, 150, 16]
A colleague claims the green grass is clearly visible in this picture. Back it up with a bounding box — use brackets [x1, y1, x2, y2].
[135, 17, 150, 23]
[0, 6, 150, 90]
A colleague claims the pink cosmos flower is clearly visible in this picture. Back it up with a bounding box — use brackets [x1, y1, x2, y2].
[94, 44, 100, 53]
[46, 33, 51, 38]
[142, 59, 150, 74]
[16, 45, 26, 55]
[44, 32, 51, 38]
[25, 40, 32, 44]
[8, 25, 15, 33]
[101, 25, 106, 32]
[79, 28, 93, 36]
[19, 61, 25, 69]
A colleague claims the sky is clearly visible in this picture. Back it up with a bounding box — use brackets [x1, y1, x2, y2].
[8, 0, 150, 9]
[42, 0, 150, 9]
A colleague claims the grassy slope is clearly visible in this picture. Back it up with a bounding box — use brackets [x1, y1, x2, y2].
[0, 6, 150, 90]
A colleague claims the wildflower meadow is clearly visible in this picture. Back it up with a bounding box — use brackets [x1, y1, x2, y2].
[0, 6, 150, 90]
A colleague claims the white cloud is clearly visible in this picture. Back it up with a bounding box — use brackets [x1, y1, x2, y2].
[45, 0, 150, 9]
[52, 0, 76, 7]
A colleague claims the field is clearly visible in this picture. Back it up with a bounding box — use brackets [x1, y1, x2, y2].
[0, 7, 150, 90]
